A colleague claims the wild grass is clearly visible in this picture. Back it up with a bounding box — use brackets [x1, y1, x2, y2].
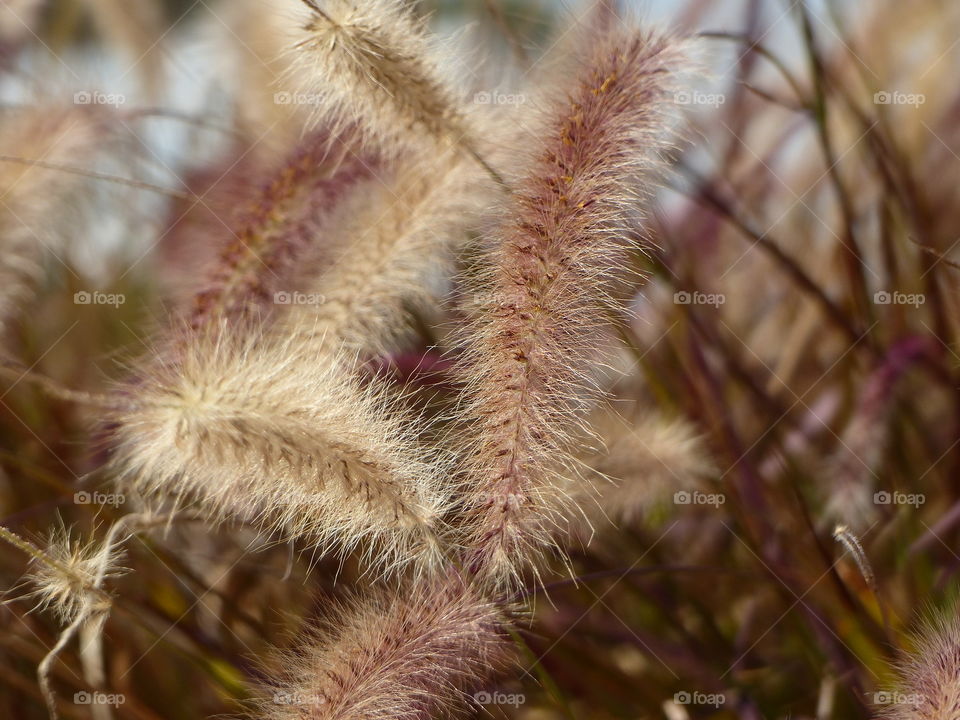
[0, 1, 959, 719]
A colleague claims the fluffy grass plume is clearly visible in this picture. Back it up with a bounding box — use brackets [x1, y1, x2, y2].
[572, 408, 714, 529]
[286, 147, 487, 355]
[22, 526, 123, 624]
[262, 573, 510, 720]
[188, 133, 373, 331]
[458, 17, 691, 587]
[109, 321, 449, 572]
[6, 524, 129, 720]
[0, 106, 104, 334]
[878, 605, 960, 719]
[7, 1, 960, 717]
[289, 0, 486, 163]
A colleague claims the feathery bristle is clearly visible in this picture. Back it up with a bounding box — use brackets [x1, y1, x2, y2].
[458, 22, 691, 587]
[109, 321, 450, 572]
[823, 337, 927, 531]
[288, 0, 481, 160]
[261, 573, 511, 720]
[0, 106, 104, 333]
[878, 605, 960, 720]
[573, 408, 714, 529]
[24, 526, 125, 624]
[285, 147, 486, 355]
[832, 524, 876, 589]
[188, 133, 374, 331]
